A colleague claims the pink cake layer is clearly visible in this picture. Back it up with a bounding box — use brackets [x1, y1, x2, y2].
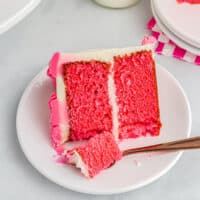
[67, 132, 122, 178]
[114, 51, 161, 139]
[63, 61, 113, 141]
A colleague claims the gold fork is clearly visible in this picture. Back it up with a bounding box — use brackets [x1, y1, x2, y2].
[123, 136, 200, 156]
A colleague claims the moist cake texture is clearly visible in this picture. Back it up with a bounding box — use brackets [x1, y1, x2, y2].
[47, 45, 161, 154]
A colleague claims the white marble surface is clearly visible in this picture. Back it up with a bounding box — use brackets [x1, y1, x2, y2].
[0, 0, 200, 199]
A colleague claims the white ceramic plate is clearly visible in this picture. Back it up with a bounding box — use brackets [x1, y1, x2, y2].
[151, 0, 200, 56]
[0, 0, 40, 34]
[152, 0, 200, 48]
[16, 64, 191, 195]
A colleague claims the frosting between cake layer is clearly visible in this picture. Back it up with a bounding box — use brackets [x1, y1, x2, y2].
[108, 62, 119, 140]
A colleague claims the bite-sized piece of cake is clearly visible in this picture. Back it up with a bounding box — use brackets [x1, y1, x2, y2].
[47, 45, 162, 150]
[177, 0, 200, 3]
[66, 132, 122, 178]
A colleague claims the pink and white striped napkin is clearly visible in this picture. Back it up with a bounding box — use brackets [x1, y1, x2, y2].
[147, 17, 200, 66]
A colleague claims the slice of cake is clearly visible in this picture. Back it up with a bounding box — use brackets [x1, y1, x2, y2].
[47, 45, 161, 151]
[66, 132, 122, 178]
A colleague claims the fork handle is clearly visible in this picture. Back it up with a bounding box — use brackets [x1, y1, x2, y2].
[123, 136, 200, 156]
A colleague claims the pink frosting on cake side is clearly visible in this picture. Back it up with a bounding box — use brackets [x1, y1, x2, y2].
[49, 93, 63, 154]
[47, 52, 70, 154]
[47, 52, 60, 88]
[47, 52, 60, 79]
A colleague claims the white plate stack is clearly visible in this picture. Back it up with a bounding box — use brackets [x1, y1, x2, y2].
[151, 0, 200, 55]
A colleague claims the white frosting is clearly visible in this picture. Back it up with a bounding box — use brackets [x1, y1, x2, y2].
[56, 45, 153, 141]
[108, 63, 119, 140]
[56, 76, 66, 101]
[68, 151, 89, 178]
[60, 45, 152, 63]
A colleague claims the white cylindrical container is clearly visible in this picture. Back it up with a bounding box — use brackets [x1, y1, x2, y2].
[94, 0, 140, 8]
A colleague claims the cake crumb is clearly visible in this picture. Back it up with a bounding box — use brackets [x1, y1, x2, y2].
[147, 153, 153, 160]
[55, 156, 68, 164]
[133, 159, 141, 167]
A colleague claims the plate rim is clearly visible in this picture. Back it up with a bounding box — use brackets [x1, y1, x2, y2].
[16, 64, 192, 195]
[151, 0, 200, 55]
